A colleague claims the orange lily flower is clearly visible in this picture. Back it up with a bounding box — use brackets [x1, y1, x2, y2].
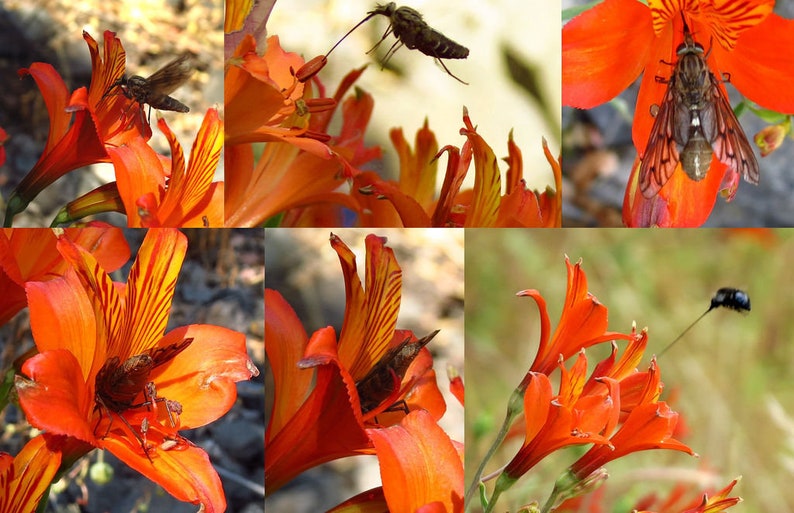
[522, 257, 632, 376]
[6, 65, 108, 226]
[355, 109, 562, 227]
[0, 226, 129, 326]
[106, 109, 224, 227]
[568, 393, 694, 484]
[563, 0, 794, 226]
[502, 354, 618, 480]
[0, 435, 63, 513]
[83, 30, 152, 145]
[15, 228, 257, 512]
[225, 35, 374, 226]
[266, 234, 454, 510]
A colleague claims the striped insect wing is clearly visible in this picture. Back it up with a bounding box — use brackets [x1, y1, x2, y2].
[142, 53, 195, 112]
[355, 330, 439, 413]
[710, 288, 750, 312]
[149, 337, 193, 367]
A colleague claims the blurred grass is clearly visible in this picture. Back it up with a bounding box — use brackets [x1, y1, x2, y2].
[465, 229, 794, 512]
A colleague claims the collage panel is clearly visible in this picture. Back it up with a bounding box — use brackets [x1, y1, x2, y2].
[466, 228, 793, 511]
[226, 0, 561, 227]
[264, 228, 464, 511]
[0, 0, 223, 227]
[0, 228, 263, 511]
[563, 2, 794, 227]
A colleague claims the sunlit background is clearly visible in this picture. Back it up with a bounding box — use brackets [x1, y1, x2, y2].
[466, 229, 794, 511]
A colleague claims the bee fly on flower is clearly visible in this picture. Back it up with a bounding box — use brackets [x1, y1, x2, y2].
[639, 15, 759, 198]
[94, 338, 193, 461]
[658, 288, 750, 357]
[319, 3, 469, 84]
[355, 329, 440, 417]
[101, 52, 196, 126]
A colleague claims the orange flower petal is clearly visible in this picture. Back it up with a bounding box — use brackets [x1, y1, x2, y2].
[266, 333, 371, 492]
[264, 289, 313, 433]
[563, 0, 653, 108]
[151, 324, 254, 428]
[109, 139, 167, 226]
[460, 126, 501, 227]
[334, 234, 402, 379]
[0, 435, 63, 513]
[102, 432, 226, 512]
[368, 410, 464, 513]
[122, 229, 187, 356]
[25, 272, 102, 376]
[16, 349, 97, 445]
[717, 13, 794, 113]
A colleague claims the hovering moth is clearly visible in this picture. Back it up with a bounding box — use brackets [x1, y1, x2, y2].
[658, 288, 750, 356]
[102, 52, 195, 125]
[355, 329, 440, 415]
[324, 3, 469, 83]
[708, 287, 750, 313]
[639, 17, 759, 198]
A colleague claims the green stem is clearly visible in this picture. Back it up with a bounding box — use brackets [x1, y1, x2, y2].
[465, 385, 525, 511]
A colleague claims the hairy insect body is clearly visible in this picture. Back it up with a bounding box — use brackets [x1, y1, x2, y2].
[103, 53, 195, 124]
[321, 3, 468, 83]
[376, 3, 469, 60]
[639, 19, 758, 197]
[356, 330, 439, 414]
[94, 339, 193, 460]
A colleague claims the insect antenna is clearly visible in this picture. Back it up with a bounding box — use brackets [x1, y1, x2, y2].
[658, 287, 750, 357]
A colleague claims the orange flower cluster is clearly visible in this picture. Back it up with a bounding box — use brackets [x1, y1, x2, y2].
[467, 258, 742, 513]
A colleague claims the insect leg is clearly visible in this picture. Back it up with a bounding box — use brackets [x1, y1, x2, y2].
[380, 40, 404, 68]
[435, 58, 468, 85]
[367, 24, 397, 55]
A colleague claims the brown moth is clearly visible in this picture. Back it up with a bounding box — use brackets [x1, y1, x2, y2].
[324, 3, 469, 84]
[94, 338, 192, 460]
[355, 329, 439, 415]
[639, 17, 758, 198]
[102, 53, 195, 124]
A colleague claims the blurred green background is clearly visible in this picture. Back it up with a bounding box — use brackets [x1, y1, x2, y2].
[466, 229, 794, 512]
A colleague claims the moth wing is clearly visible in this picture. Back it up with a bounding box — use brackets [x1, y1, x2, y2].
[145, 53, 195, 97]
[708, 76, 760, 185]
[639, 83, 682, 198]
[148, 338, 194, 368]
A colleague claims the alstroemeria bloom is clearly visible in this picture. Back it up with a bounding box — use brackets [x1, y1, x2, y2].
[6, 63, 107, 226]
[15, 229, 257, 512]
[0, 435, 63, 513]
[502, 354, 618, 480]
[0, 226, 129, 326]
[563, 0, 794, 226]
[355, 109, 562, 227]
[522, 257, 632, 376]
[108, 109, 224, 227]
[225, 35, 375, 226]
[266, 234, 455, 511]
